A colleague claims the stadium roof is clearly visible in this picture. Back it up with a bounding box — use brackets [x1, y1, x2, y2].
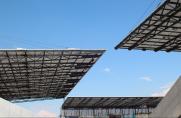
[0, 49, 105, 102]
[115, 0, 181, 52]
[62, 97, 163, 109]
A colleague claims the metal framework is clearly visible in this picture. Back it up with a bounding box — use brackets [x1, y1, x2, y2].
[62, 97, 162, 109]
[61, 97, 163, 117]
[62, 97, 162, 118]
[115, 0, 181, 52]
[0, 49, 105, 102]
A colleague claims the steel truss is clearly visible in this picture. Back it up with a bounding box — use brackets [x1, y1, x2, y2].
[62, 97, 163, 117]
[115, 0, 181, 52]
[0, 49, 105, 102]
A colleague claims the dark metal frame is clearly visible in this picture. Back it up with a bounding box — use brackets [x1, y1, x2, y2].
[0, 49, 105, 102]
[115, 0, 181, 52]
[62, 97, 163, 117]
[62, 97, 163, 109]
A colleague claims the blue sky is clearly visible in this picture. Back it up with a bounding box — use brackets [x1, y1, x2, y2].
[1, 0, 181, 117]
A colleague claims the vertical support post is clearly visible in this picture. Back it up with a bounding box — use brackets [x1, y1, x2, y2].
[61, 97, 65, 118]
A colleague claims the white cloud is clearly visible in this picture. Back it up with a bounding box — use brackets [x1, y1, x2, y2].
[140, 76, 152, 82]
[151, 81, 174, 96]
[104, 67, 111, 72]
[37, 110, 56, 117]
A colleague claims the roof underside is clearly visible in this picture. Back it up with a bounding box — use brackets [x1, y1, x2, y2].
[62, 97, 163, 109]
[0, 50, 105, 102]
[115, 0, 181, 52]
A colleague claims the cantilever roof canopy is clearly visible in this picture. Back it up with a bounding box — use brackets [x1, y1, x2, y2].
[115, 0, 181, 52]
[62, 97, 163, 109]
[0, 49, 105, 102]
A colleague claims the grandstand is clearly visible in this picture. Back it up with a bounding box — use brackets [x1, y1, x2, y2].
[115, 0, 181, 117]
[61, 97, 163, 118]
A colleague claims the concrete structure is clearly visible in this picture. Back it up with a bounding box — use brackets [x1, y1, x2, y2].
[150, 76, 181, 118]
[0, 98, 35, 117]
